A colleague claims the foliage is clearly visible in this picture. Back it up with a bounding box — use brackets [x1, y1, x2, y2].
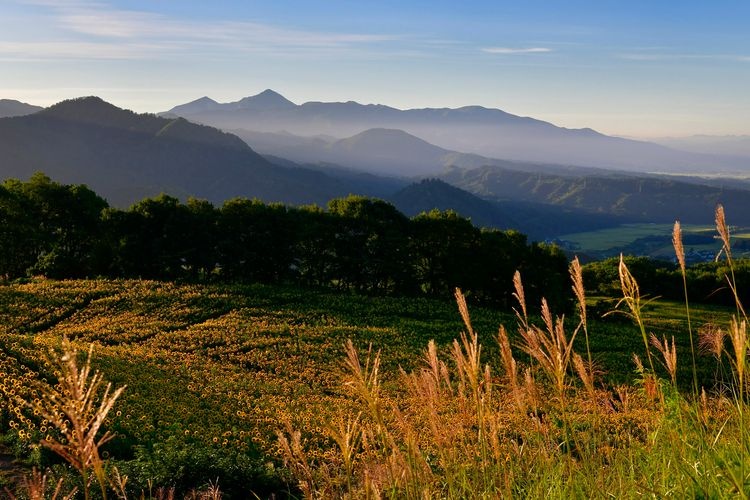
[0, 177, 570, 306]
[1, 204, 749, 498]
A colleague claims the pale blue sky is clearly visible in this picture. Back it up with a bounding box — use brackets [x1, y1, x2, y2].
[1, 0, 749, 137]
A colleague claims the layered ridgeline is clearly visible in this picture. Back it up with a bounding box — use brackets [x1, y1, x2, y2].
[3, 96, 750, 237]
[0, 97, 376, 207]
[438, 166, 750, 226]
[232, 127, 608, 178]
[651, 135, 750, 159]
[164, 89, 749, 174]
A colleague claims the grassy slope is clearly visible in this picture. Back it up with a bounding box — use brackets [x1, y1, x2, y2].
[0, 279, 738, 494]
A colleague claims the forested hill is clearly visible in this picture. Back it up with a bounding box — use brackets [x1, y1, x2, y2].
[440, 165, 750, 226]
[390, 179, 625, 239]
[0, 97, 365, 207]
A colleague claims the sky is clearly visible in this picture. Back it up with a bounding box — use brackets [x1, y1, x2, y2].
[1, 0, 749, 138]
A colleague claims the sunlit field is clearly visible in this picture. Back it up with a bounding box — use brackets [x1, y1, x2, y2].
[1, 263, 748, 497]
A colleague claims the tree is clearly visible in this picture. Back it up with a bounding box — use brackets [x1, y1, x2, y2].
[1, 174, 108, 279]
[217, 199, 296, 283]
[327, 196, 413, 294]
[0, 180, 39, 278]
[471, 229, 528, 306]
[410, 209, 480, 297]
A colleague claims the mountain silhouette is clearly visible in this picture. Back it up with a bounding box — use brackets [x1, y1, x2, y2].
[0, 97, 364, 207]
[0, 99, 43, 118]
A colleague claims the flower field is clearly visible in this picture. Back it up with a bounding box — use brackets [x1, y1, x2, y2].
[0, 277, 745, 497]
[0, 279, 518, 494]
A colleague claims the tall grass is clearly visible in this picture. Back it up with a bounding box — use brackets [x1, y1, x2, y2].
[4, 209, 749, 498]
[278, 208, 750, 499]
[16, 337, 126, 499]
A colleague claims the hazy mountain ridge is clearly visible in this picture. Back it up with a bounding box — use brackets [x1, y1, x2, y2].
[650, 135, 750, 159]
[235, 127, 620, 179]
[166, 90, 749, 174]
[0, 97, 365, 207]
[0, 99, 43, 118]
[3, 96, 749, 240]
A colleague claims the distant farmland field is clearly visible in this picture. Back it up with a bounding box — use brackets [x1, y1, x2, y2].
[559, 223, 750, 260]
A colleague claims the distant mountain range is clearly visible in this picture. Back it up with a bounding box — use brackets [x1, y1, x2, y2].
[0, 97, 374, 207]
[2, 95, 750, 241]
[235, 126, 627, 179]
[0, 99, 43, 118]
[164, 90, 749, 175]
[651, 135, 750, 159]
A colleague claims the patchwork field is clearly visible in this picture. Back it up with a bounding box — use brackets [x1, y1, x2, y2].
[558, 223, 750, 260]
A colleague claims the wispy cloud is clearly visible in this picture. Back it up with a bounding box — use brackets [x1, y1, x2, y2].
[7, 0, 404, 61]
[620, 52, 750, 63]
[0, 40, 176, 60]
[481, 47, 552, 54]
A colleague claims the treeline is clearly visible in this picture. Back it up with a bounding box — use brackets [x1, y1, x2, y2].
[0, 174, 570, 308]
[583, 255, 750, 308]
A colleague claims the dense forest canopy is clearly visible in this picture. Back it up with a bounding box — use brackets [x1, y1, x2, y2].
[3, 173, 745, 310]
[0, 173, 571, 309]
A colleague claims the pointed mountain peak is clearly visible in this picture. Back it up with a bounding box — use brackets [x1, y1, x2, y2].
[188, 96, 219, 107]
[235, 89, 296, 110]
[167, 96, 222, 115]
[338, 128, 447, 153]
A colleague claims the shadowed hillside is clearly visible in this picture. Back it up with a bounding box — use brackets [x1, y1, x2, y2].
[0, 97, 370, 207]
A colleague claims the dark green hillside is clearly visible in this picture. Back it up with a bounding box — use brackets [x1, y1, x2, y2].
[0, 97, 362, 207]
[390, 178, 520, 228]
[390, 179, 626, 238]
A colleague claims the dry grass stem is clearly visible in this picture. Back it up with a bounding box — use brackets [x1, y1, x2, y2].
[715, 204, 732, 262]
[650, 334, 678, 385]
[24, 337, 125, 500]
[673, 219, 699, 393]
[327, 413, 362, 491]
[518, 310, 578, 400]
[616, 255, 655, 373]
[497, 325, 523, 411]
[512, 271, 528, 329]
[570, 256, 593, 386]
[728, 317, 747, 394]
[698, 323, 726, 359]
[573, 352, 596, 398]
[454, 287, 475, 337]
[8, 468, 77, 500]
[672, 221, 686, 273]
[276, 420, 315, 499]
[569, 257, 587, 328]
